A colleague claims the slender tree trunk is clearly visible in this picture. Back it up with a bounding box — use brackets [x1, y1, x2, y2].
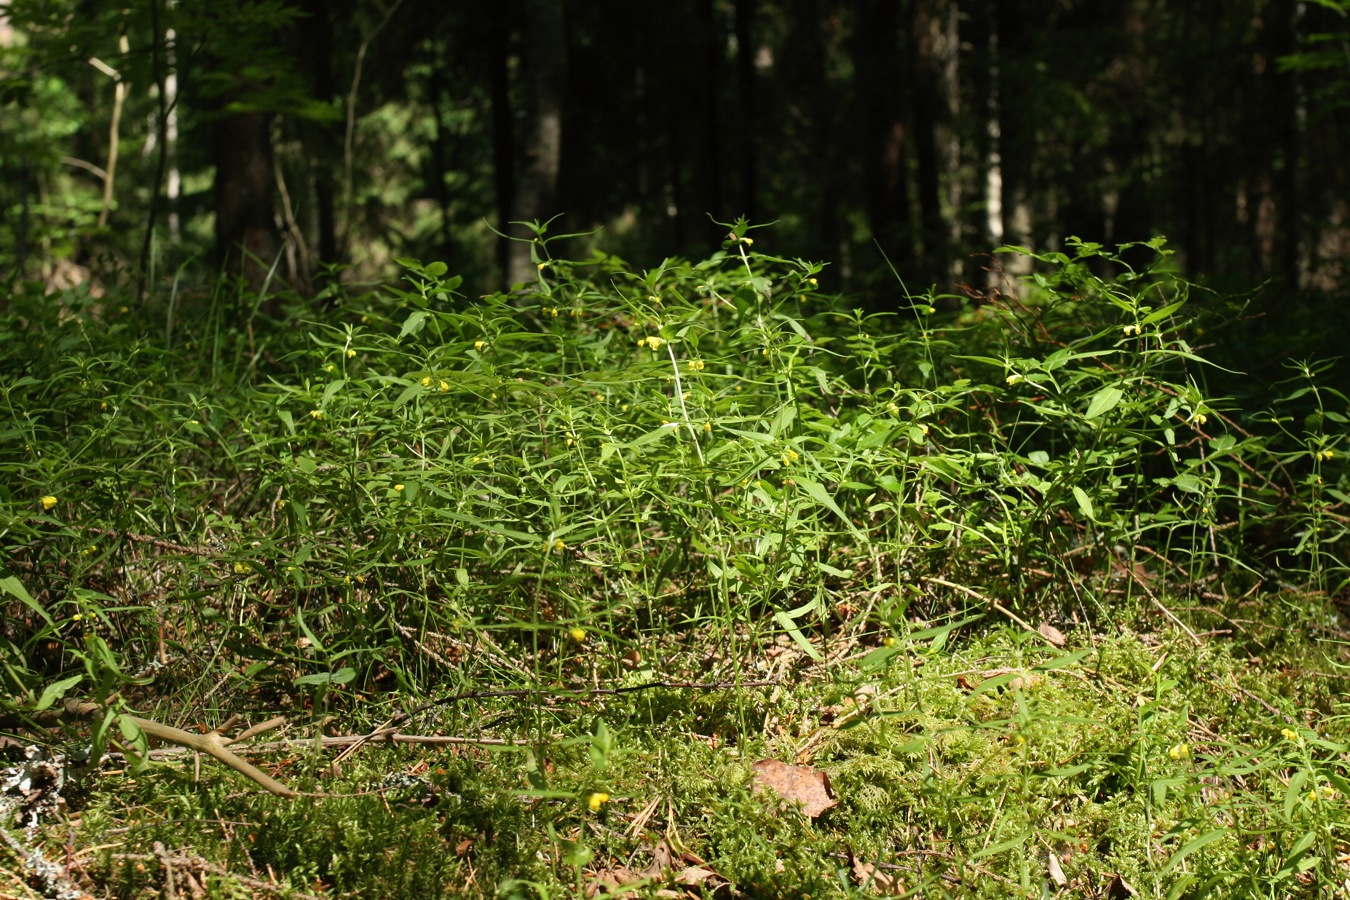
[216, 110, 283, 292]
[854, 0, 909, 264]
[734, 0, 757, 222]
[700, 0, 723, 225]
[507, 0, 567, 288]
[995, 0, 1032, 278]
[489, 5, 516, 285]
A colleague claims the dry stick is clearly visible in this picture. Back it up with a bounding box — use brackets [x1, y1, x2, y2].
[27, 701, 297, 798]
[921, 576, 1058, 646]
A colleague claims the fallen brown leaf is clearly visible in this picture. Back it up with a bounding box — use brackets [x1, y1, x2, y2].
[750, 758, 837, 819]
[1046, 849, 1066, 888]
[1037, 622, 1067, 647]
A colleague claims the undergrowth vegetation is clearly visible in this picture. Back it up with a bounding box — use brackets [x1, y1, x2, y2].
[2, 227, 1349, 897]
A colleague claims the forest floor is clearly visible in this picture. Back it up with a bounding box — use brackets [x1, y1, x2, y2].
[3, 238, 1349, 898]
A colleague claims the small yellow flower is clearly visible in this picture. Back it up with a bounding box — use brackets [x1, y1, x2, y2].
[742, 237, 754, 246]
[1006, 374, 1024, 386]
[569, 627, 587, 642]
[687, 359, 705, 371]
[394, 483, 405, 492]
[807, 278, 818, 287]
[1307, 790, 1320, 803]
[309, 409, 324, 420]
[1123, 324, 1140, 336]
[422, 376, 432, 387]
[565, 436, 575, 446]
[277, 499, 288, 509]
[921, 305, 935, 315]
[1319, 449, 1334, 461]
[234, 562, 248, 574]
[781, 449, 799, 465]
[1168, 743, 1191, 761]
[100, 401, 107, 410]
[474, 340, 487, 351]
[41, 495, 58, 510]
[550, 539, 566, 552]
[550, 307, 559, 317]
[324, 363, 336, 373]
[587, 791, 610, 812]
[645, 336, 664, 351]
[882, 636, 898, 648]
[347, 348, 357, 358]
[1193, 413, 1208, 425]
[648, 294, 661, 305]
[918, 423, 930, 436]
[439, 380, 449, 392]
[537, 261, 550, 271]
[1281, 727, 1300, 742]
[703, 421, 712, 432]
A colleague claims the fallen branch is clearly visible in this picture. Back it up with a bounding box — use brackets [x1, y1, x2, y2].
[3, 701, 295, 799]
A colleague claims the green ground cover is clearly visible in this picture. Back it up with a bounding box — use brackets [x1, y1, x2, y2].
[2, 230, 1348, 897]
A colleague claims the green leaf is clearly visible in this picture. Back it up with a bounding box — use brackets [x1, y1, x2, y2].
[971, 828, 1031, 858]
[1072, 486, 1096, 521]
[795, 477, 865, 541]
[1085, 386, 1123, 420]
[398, 310, 430, 340]
[773, 611, 823, 660]
[0, 574, 52, 625]
[1163, 829, 1229, 873]
[35, 674, 83, 712]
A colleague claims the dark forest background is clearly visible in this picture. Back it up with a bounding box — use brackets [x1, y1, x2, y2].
[2, 0, 1349, 306]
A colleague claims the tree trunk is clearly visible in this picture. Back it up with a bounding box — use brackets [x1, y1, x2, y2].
[734, 0, 758, 223]
[507, 0, 567, 288]
[215, 110, 283, 292]
[854, 0, 910, 264]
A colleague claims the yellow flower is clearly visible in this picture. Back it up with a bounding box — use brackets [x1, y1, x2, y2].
[234, 562, 248, 574]
[1193, 413, 1208, 425]
[1123, 324, 1140, 336]
[569, 627, 587, 642]
[687, 359, 705, 371]
[309, 409, 324, 420]
[421, 376, 432, 387]
[587, 792, 610, 812]
[918, 423, 930, 436]
[537, 261, 550, 270]
[742, 237, 754, 246]
[1281, 728, 1300, 742]
[41, 495, 58, 510]
[394, 484, 405, 492]
[474, 340, 487, 351]
[346, 348, 357, 358]
[703, 421, 712, 432]
[324, 363, 336, 373]
[1006, 374, 1024, 386]
[277, 499, 288, 509]
[882, 636, 898, 648]
[439, 380, 449, 392]
[645, 336, 664, 351]
[1168, 743, 1191, 761]
[1307, 790, 1320, 803]
[807, 278, 818, 287]
[1319, 449, 1334, 461]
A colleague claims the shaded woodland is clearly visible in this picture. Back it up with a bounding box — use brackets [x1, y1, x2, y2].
[2, 0, 1349, 300]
